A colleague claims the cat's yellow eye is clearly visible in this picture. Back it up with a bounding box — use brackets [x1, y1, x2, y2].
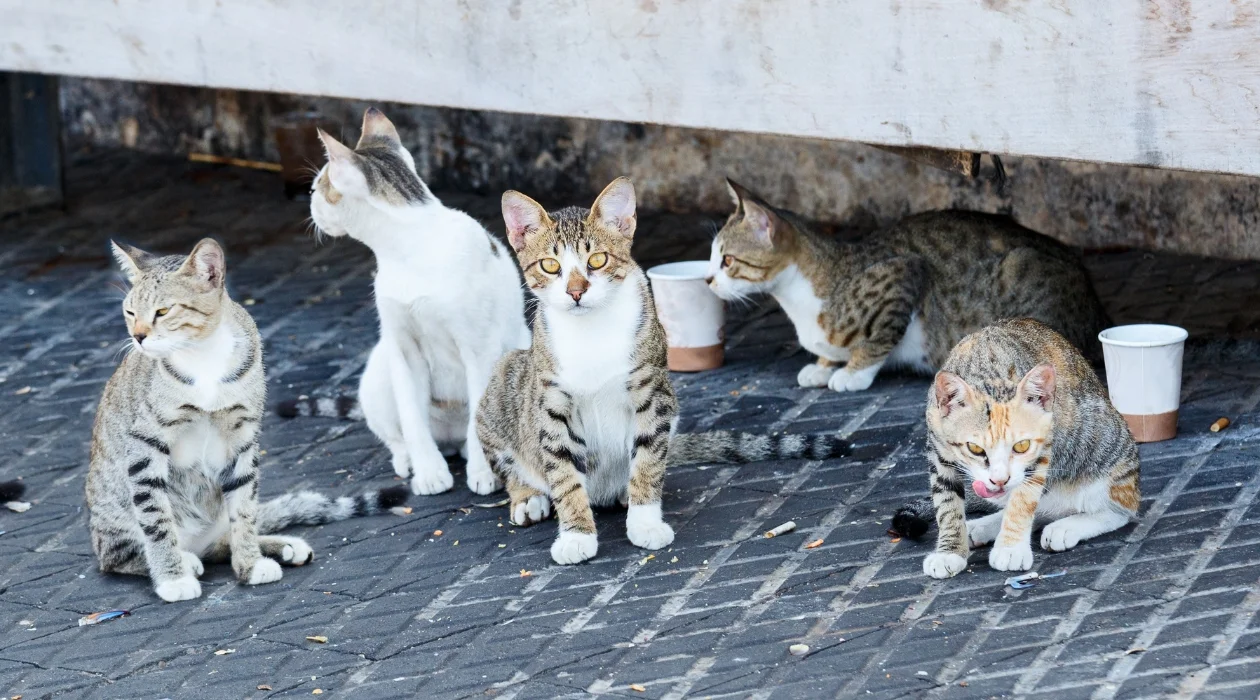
[1012, 440, 1031, 454]
[587, 252, 608, 270]
[539, 258, 561, 274]
[154, 307, 170, 318]
[722, 254, 735, 268]
[966, 443, 986, 456]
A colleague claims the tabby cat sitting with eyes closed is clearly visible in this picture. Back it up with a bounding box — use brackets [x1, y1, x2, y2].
[707, 181, 1110, 393]
[478, 178, 850, 565]
[89, 239, 406, 602]
[893, 319, 1140, 578]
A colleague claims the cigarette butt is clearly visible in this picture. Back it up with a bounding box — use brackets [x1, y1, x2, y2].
[890, 537, 902, 544]
[805, 539, 824, 549]
[764, 521, 797, 538]
[1211, 417, 1231, 432]
[629, 684, 646, 692]
[520, 569, 532, 577]
[433, 530, 443, 536]
[305, 635, 327, 644]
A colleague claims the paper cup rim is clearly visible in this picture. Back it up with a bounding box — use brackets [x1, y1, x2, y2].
[1098, 324, 1188, 348]
[647, 261, 709, 281]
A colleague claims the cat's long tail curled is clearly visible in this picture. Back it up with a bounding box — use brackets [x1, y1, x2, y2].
[257, 485, 408, 533]
[0, 480, 25, 503]
[669, 431, 849, 466]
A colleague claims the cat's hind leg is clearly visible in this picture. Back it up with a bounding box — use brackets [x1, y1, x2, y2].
[1040, 511, 1130, 552]
[506, 472, 552, 527]
[1041, 461, 1137, 552]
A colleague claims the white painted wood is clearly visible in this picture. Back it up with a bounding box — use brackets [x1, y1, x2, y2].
[1, 1, 1258, 176]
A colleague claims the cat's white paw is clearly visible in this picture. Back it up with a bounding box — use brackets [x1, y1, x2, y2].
[827, 365, 879, 393]
[512, 495, 552, 527]
[247, 557, 283, 585]
[410, 452, 455, 495]
[627, 519, 674, 550]
[465, 453, 501, 496]
[550, 531, 598, 565]
[180, 550, 205, 578]
[923, 552, 968, 579]
[966, 517, 1002, 548]
[989, 544, 1034, 572]
[1041, 519, 1085, 552]
[389, 452, 412, 480]
[155, 575, 202, 602]
[797, 363, 834, 388]
[280, 539, 314, 566]
[626, 503, 674, 550]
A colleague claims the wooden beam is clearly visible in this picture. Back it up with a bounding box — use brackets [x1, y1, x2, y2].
[1, 1, 1258, 177]
[0, 72, 62, 214]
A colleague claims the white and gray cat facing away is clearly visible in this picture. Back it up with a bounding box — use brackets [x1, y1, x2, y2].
[300, 108, 530, 496]
[88, 239, 407, 602]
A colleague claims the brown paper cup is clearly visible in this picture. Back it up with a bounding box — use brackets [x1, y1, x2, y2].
[1121, 410, 1178, 443]
[667, 344, 724, 372]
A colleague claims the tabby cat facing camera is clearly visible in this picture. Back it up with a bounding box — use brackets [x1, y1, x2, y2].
[88, 240, 406, 602]
[894, 319, 1140, 578]
[707, 181, 1110, 392]
[478, 178, 849, 565]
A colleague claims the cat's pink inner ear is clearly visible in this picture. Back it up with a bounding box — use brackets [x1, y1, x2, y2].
[358, 107, 401, 146]
[182, 238, 226, 289]
[934, 372, 969, 416]
[1019, 363, 1057, 409]
[742, 200, 776, 248]
[591, 177, 637, 239]
[502, 192, 548, 252]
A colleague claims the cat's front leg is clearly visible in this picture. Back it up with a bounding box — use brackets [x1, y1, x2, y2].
[537, 389, 597, 565]
[989, 470, 1048, 572]
[126, 437, 201, 602]
[924, 462, 970, 579]
[797, 357, 839, 388]
[625, 367, 677, 550]
[222, 444, 281, 586]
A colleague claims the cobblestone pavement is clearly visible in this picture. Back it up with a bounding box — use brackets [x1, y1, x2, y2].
[3, 153, 1260, 699]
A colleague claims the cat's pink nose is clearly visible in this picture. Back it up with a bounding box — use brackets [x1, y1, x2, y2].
[991, 476, 1008, 488]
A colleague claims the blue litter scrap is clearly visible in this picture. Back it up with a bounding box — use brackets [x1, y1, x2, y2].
[1005, 570, 1066, 590]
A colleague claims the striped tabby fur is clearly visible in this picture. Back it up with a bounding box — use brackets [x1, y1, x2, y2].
[897, 319, 1140, 579]
[88, 239, 406, 602]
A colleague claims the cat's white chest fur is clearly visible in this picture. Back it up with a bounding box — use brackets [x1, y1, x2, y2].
[773, 265, 849, 363]
[165, 323, 239, 410]
[546, 278, 643, 504]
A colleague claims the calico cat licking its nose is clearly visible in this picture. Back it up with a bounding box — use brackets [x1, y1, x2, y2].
[707, 180, 1110, 393]
[894, 319, 1140, 578]
[477, 178, 850, 565]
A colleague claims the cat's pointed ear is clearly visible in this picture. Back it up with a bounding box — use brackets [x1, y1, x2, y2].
[726, 181, 777, 248]
[357, 107, 401, 147]
[317, 129, 355, 162]
[110, 241, 153, 284]
[933, 371, 972, 417]
[179, 238, 226, 290]
[590, 176, 637, 239]
[1016, 363, 1056, 410]
[501, 190, 552, 252]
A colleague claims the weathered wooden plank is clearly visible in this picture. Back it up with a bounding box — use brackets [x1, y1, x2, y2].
[0, 1, 1257, 176]
[0, 72, 62, 214]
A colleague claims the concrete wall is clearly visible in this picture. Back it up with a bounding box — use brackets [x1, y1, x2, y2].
[60, 78, 1260, 260]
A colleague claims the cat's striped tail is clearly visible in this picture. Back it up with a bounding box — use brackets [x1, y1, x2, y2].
[669, 431, 849, 466]
[257, 485, 408, 533]
[276, 395, 362, 420]
[0, 480, 25, 503]
[891, 497, 935, 539]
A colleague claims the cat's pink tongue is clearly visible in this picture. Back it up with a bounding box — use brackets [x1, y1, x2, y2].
[972, 479, 997, 499]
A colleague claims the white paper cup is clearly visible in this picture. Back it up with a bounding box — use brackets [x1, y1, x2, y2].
[1098, 324, 1188, 443]
[646, 261, 725, 372]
